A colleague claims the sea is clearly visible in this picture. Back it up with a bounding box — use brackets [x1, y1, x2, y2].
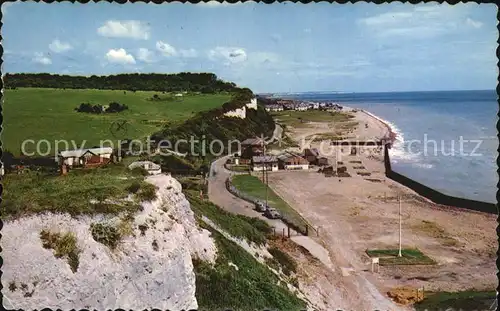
[273, 90, 498, 204]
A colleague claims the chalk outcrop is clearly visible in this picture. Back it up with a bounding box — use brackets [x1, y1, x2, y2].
[2, 174, 216, 310]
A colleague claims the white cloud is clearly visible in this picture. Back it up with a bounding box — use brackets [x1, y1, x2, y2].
[179, 48, 198, 58]
[137, 48, 154, 63]
[106, 48, 136, 64]
[49, 39, 73, 53]
[358, 5, 484, 39]
[208, 47, 247, 64]
[98, 20, 150, 40]
[156, 41, 177, 57]
[32, 52, 51, 65]
[466, 17, 483, 29]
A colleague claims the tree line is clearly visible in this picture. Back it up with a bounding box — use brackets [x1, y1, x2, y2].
[3, 72, 239, 93]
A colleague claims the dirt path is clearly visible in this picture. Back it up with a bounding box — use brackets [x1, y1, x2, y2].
[268, 171, 407, 310]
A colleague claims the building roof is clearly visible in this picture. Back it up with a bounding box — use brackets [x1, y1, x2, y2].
[304, 148, 319, 157]
[252, 155, 278, 163]
[59, 147, 113, 158]
[241, 138, 264, 146]
[277, 151, 303, 161]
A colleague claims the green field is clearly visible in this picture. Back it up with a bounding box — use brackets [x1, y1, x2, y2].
[414, 290, 497, 311]
[366, 248, 436, 265]
[3, 88, 231, 155]
[231, 174, 308, 232]
[271, 110, 355, 128]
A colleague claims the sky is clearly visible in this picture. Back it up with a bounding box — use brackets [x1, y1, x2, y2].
[2, 1, 498, 93]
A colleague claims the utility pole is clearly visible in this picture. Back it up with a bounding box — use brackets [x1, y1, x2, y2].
[398, 195, 402, 257]
[263, 138, 269, 207]
[335, 146, 339, 175]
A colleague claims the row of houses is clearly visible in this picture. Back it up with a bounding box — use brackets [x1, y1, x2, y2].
[265, 100, 343, 112]
[56, 146, 162, 176]
[250, 149, 328, 172]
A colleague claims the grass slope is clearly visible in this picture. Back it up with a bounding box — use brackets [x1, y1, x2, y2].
[194, 221, 306, 311]
[1, 163, 147, 219]
[186, 190, 271, 246]
[3, 88, 230, 155]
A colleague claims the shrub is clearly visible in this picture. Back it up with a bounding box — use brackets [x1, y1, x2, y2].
[268, 246, 297, 276]
[131, 167, 149, 176]
[136, 183, 158, 202]
[40, 229, 81, 272]
[8, 281, 17, 292]
[138, 224, 149, 236]
[105, 101, 128, 113]
[152, 239, 159, 251]
[126, 181, 141, 194]
[90, 223, 121, 250]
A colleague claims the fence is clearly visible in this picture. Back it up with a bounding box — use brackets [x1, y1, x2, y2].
[383, 144, 497, 214]
[225, 177, 314, 236]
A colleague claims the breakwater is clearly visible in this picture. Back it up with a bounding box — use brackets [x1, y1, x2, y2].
[383, 144, 497, 214]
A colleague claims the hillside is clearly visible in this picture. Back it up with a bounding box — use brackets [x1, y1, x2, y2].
[1, 73, 309, 310]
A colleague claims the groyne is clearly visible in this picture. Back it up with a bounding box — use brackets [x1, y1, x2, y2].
[383, 144, 497, 214]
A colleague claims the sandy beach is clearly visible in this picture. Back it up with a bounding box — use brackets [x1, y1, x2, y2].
[268, 107, 497, 307]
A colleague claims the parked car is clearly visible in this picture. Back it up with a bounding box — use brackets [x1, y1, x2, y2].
[254, 201, 267, 212]
[264, 207, 281, 219]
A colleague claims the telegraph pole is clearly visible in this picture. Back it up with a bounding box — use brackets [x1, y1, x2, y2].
[398, 195, 402, 257]
[264, 138, 269, 207]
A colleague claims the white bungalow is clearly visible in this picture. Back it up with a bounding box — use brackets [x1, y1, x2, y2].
[252, 155, 278, 172]
[57, 147, 113, 167]
[128, 161, 162, 175]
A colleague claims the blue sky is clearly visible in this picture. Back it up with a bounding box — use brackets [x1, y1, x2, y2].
[2, 1, 497, 93]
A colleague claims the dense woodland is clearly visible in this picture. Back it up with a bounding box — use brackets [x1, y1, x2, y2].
[3, 72, 239, 93]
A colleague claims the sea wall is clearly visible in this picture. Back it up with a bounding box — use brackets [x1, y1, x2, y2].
[383, 144, 497, 214]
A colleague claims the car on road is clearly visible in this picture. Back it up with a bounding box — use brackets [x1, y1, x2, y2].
[264, 207, 281, 219]
[254, 201, 267, 212]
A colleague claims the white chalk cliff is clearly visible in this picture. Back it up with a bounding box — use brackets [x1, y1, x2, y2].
[2, 174, 217, 310]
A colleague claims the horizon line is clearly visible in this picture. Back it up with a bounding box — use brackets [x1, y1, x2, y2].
[257, 89, 496, 95]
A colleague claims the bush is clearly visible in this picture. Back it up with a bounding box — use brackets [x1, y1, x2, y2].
[131, 167, 149, 176]
[106, 101, 128, 113]
[136, 183, 158, 202]
[268, 246, 297, 276]
[40, 229, 81, 272]
[90, 223, 121, 249]
[126, 181, 141, 194]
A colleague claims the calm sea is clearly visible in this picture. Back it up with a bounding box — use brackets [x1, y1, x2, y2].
[275, 90, 498, 204]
